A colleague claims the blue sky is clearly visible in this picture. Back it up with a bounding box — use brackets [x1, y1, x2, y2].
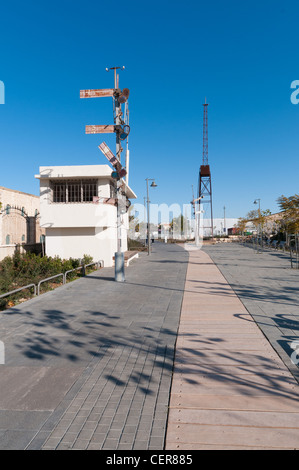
[1, 0, 299, 219]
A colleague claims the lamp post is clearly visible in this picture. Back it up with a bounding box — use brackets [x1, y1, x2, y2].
[146, 178, 157, 255]
[191, 195, 204, 246]
[254, 198, 261, 214]
[254, 198, 262, 252]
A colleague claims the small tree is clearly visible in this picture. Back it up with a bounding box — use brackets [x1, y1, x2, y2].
[245, 209, 271, 235]
[234, 217, 248, 235]
[170, 214, 189, 238]
[277, 194, 299, 235]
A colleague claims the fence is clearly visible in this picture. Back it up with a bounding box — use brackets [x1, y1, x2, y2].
[0, 260, 104, 304]
[0, 283, 37, 300]
[240, 237, 299, 269]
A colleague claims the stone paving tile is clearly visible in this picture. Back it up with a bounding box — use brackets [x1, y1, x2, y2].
[0, 243, 188, 450]
[4, 241, 299, 450]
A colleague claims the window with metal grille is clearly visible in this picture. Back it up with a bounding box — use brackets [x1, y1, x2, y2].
[51, 180, 98, 203]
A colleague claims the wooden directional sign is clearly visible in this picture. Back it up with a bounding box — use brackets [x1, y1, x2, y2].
[85, 125, 115, 134]
[80, 88, 114, 98]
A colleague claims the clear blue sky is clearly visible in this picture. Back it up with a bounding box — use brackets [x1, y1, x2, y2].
[1, 0, 299, 219]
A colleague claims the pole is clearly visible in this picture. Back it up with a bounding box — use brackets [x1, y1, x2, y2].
[124, 102, 130, 186]
[145, 178, 157, 255]
[107, 66, 126, 281]
[115, 75, 122, 254]
[143, 196, 147, 246]
[146, 179, 150, 255]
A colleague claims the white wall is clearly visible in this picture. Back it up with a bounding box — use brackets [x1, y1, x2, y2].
[40, 202, 116, 228]
[45, 227, 118, 267]
[37, 165, 134, 267]
[0, 245, 25, 261]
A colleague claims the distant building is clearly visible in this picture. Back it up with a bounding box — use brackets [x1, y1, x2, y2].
[194, 217, 239, 237]
[35, 165, 137, 267]
[0, 186, 44, 260]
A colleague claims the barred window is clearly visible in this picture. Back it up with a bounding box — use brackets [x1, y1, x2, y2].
[53, 182, 66, 203]
[51, 180, 98, 203]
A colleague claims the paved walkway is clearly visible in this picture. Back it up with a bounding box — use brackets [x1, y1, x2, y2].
[1, 242, 299, 450]
[0, 243, 188, 450]
[165, 245, 299, 450]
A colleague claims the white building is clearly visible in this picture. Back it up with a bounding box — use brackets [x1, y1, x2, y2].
[35, 165, 137, 267]
[190, 217, 239, 238]
[202, 218, 239, 237]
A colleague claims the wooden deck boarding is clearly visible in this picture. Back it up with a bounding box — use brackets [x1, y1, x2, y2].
[165, 249, 299, 450]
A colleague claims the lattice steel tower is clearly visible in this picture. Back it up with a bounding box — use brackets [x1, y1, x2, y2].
[198, 99, 213, 237]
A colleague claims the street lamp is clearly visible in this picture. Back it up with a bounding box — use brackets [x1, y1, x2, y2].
[191, 195, 204, 246]
[146, 178, 157, 255]
[254, 198, 261, 214]
[254, 198, 262, 251]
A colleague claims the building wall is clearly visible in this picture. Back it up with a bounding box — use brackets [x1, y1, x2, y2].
[37, 165, 134, 267]
[45, 226, 119, 267]
[194, 217, 239, 237]
[0, 186, 44, 260]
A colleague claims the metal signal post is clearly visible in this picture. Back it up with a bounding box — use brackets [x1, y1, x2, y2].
[80, 66, 130, 282]
[106, 66, 128, 281]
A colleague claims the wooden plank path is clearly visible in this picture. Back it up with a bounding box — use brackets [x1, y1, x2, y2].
[165, 248, 299, 450]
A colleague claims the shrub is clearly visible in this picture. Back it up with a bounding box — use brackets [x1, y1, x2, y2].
[0, 252, 94, 310]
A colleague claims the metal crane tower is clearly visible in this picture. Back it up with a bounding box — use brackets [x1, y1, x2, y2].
[198, 99, 213, 238]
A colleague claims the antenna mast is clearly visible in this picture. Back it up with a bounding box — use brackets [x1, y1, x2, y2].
[198, 99, 213, 238]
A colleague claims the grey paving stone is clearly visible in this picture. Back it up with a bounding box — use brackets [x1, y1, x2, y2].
[0, 243, 188, 450]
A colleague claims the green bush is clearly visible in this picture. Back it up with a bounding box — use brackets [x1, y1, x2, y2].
[0, 252, 94, 310]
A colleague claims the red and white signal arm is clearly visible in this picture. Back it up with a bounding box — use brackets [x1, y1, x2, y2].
[98, 142, 118, 166]
[98, 142, 126, 178]
[86, 125, 114, 134]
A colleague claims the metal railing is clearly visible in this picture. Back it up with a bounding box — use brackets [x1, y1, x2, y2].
[0, 259, 104, 304]
[0, 283, 37, 300]
[64, 260, 104, 283]
[37, 273, 65, 296]
[64, 265, 84, 284]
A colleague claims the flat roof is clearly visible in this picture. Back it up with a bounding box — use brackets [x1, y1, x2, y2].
[35, 165, 137, 199]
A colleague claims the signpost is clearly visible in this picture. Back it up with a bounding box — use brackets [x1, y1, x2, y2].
[80, 67, 130, 282]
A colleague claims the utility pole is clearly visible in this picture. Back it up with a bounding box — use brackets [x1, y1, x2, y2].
[80, 67, 130, 281]
[110, 68, 123, 257]
[145, 178, 157, 255]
